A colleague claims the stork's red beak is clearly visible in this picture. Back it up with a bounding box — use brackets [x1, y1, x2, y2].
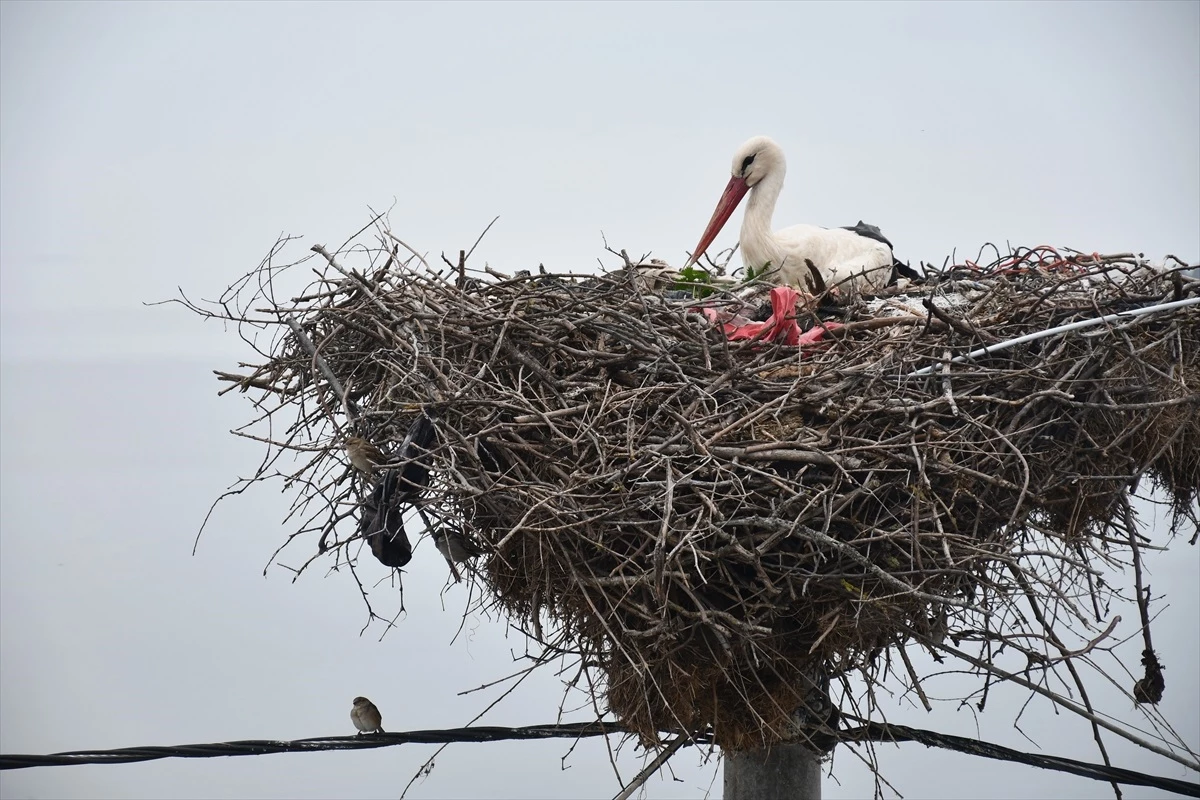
[685, 175, 750, 268]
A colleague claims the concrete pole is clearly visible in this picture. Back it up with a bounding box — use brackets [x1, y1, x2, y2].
[724, 664, 830, 799]
[723, 742, 822, 800]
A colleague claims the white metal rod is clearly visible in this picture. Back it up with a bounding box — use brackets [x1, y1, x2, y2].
[908, 296, 1200, 378]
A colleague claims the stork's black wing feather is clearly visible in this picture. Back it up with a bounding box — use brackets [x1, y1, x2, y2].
[840, 220, 894, 249]
[840, 220, 924, 285]
[891, 261, 923, 282]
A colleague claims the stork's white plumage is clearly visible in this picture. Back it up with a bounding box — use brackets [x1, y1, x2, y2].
[686, 136, 896, 293]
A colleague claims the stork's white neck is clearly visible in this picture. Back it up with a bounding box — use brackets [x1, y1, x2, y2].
[740, 168, 785, 271]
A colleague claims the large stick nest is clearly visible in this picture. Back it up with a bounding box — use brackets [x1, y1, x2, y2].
[205, 237, 1199, 752]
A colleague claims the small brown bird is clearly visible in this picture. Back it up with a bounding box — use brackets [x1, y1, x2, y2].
[432, 527, 483, 582]
[350, 696, 384, 735]
[345, 436, 385, 475]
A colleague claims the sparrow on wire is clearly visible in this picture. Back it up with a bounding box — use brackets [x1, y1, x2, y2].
[350, 696, 385, 735]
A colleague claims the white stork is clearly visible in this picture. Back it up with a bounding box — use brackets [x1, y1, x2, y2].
[686, 136, 901, 293]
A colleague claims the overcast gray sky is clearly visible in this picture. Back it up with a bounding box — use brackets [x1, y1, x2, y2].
[1, 2, 1197, 798]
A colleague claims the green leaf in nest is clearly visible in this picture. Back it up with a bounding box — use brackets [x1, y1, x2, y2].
[672, 266, 714, 299]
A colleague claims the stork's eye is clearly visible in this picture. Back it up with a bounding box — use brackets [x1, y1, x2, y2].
[740, 154, 755, 175]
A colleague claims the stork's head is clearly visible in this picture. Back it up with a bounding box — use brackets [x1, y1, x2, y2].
[686, 135, 785, 268]
[730, 135, 785, 188]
